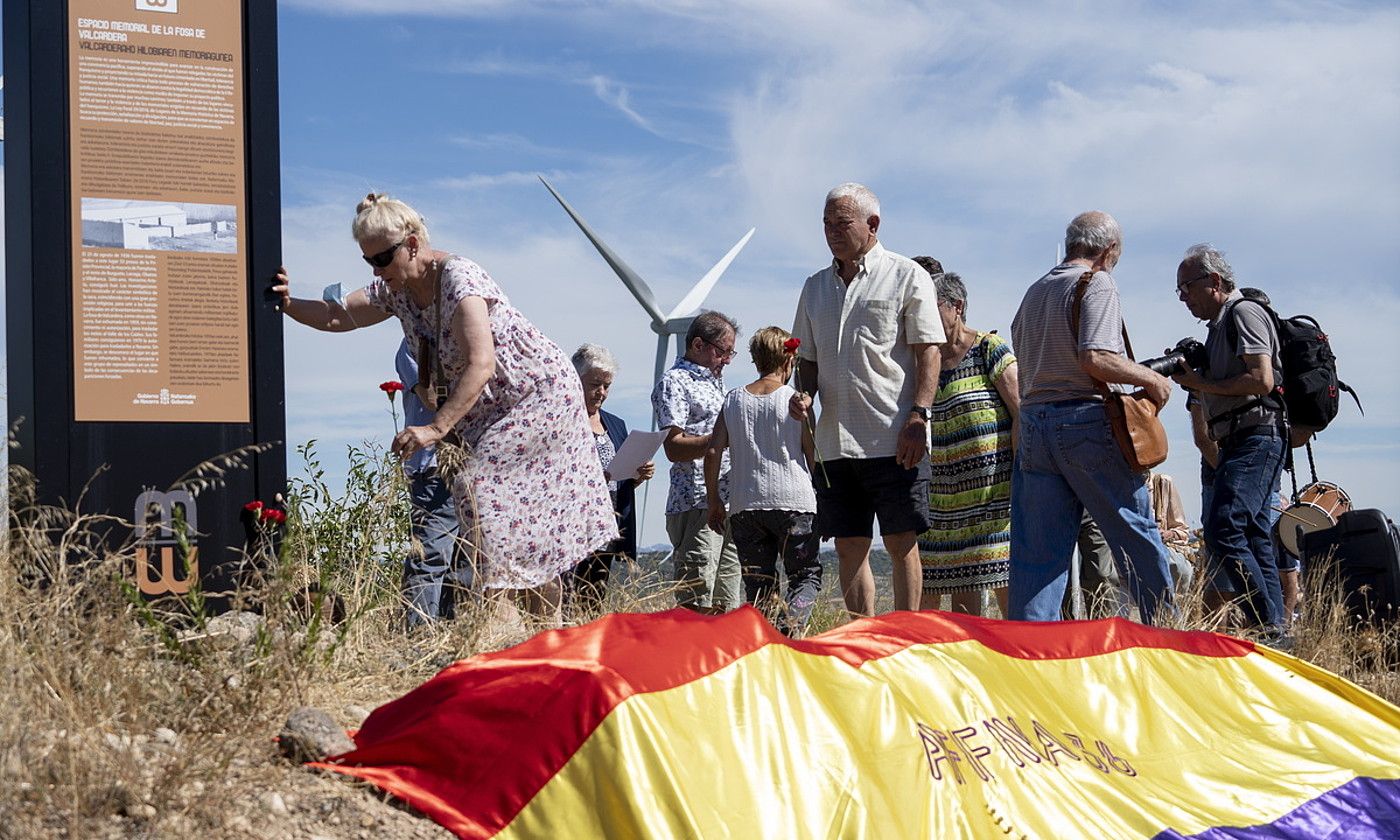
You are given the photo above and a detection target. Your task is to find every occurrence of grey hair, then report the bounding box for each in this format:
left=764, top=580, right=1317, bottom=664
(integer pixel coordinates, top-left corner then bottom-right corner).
left=1182, top=243, right=1237, bottom=292
left=1064, top=211, right=1121, bottom=259
left=935, top=272, right=968, bottom=318
left=685, top=310, right=739, bottom=349
left=825, top=182, right=881, bottom=219
left=571, top=343, right=618, bottom=377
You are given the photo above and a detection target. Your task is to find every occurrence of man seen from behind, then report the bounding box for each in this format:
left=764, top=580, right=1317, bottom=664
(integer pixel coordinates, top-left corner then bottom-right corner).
left=1007, top=211, right=1176, bottom=624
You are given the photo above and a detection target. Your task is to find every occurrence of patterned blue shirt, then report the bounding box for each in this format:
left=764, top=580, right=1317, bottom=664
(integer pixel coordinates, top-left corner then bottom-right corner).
left=651, top=356, right=729, bottom=514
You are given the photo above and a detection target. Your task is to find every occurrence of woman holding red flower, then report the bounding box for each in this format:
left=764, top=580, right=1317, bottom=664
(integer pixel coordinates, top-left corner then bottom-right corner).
left=702, top=326, right=822, bottom=636
left=272, top=193, right=618, bottom=624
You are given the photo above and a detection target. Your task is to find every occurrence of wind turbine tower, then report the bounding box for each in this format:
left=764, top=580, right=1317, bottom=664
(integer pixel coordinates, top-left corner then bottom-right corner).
left=539, top=177, right=755, bottom=412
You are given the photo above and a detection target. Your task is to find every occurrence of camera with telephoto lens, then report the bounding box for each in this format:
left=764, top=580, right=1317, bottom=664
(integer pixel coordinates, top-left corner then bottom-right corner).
left=1141, top=337, right=1208, bottom=376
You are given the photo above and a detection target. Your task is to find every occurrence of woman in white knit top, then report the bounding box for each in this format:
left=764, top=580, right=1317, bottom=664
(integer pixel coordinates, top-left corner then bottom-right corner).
left=704, top=327, right=823, bottom=635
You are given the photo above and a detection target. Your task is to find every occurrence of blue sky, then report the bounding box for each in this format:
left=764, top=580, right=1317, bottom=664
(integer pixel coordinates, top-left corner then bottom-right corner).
left=5, top=1, right=1400, bottom=550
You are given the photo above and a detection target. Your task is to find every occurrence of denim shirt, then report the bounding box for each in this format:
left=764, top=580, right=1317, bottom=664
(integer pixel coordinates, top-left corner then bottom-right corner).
left=395, top=339, right=438, bottom=478
left=651, top=356, right=729, bottom=514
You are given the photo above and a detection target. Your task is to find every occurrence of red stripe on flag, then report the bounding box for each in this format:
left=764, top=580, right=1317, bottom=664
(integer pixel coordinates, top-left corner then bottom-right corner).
left=315, top=608, right=1252, bottom=837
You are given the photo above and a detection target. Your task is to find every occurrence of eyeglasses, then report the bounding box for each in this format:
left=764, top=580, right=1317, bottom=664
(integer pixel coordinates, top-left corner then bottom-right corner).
left=363, top=240, right=404, bottom=269
left=1176, top=274, right=1211, bottom=295
left=703, top=337, right=736, bottom=360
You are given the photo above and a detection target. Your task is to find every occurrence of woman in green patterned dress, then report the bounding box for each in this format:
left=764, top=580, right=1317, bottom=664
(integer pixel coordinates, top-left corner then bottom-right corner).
left=913, top=261, right=1020, bottom=617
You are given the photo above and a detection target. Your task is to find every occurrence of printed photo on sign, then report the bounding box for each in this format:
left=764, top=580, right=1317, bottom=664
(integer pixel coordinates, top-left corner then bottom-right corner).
left=81, top=197, right=237, bottom=253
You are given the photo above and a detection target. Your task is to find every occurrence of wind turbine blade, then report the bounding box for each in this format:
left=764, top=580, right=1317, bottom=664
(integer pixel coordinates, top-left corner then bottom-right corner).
left=663, top=228, right=755, bottom=322
left=539, top=176, right=667, bottom=326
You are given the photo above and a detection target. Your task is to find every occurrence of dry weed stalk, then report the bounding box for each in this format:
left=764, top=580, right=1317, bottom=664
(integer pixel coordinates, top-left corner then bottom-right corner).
left=2, top=441, right=1395, bottom=838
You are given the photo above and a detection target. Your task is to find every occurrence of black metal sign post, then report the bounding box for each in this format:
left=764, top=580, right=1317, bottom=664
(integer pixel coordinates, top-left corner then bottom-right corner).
left=5, top=0, right=285, bottom=605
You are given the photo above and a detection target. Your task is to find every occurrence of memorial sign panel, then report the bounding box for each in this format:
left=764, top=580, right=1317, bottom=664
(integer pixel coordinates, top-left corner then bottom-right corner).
left=6, top=0, right=284, bottom=605
left=68, top=0, right=249, bottom=422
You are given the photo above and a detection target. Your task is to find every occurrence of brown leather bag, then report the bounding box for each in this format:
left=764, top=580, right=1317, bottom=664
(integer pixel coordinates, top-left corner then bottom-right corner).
left=1071, top=273, right=1168, bottom=472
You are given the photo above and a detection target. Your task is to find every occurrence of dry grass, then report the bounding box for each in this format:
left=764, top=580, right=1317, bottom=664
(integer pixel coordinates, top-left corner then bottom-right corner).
left=1, top=446, right=1396, bottom=838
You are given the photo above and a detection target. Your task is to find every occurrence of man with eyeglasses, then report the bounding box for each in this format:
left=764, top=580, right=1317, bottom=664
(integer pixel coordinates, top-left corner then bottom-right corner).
left=652, top=310, right=743, bottom=614
left=1007, top=211, right=1176, bottom=625
left=1171, top=245, right=1287, bottom=638
left=789, top=182, right=945, bottom=617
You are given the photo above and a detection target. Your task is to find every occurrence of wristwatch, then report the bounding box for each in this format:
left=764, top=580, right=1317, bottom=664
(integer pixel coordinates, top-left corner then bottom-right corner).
left=910, top=405, right=932, bottom=421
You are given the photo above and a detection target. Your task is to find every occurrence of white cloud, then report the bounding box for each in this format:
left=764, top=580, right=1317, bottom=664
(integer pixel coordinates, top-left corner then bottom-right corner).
left=451, top=132, right=571, bottom=157
left=431, top=170, right=565, bottom=191
left=268, top=1, right=1400, bottom=544
left=439, top=54, right=583, bottom=81
left=587, top=75, right=655, bottom=135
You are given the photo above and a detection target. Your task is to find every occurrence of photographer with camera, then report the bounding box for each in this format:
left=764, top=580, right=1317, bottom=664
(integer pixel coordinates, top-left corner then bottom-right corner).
left=1169, top=245, right=1287, bottom=638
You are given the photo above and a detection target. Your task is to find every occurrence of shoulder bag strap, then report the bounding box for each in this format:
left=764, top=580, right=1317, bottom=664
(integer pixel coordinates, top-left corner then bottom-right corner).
left=431, top=260, right=452, bottom=406
left=1070, top=271, right=1134, bottom=397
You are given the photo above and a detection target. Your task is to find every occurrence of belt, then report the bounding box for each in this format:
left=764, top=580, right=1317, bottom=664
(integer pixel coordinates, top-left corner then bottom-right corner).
left=1218, top=423, right=1281, bottom=450
left=1038, top=398, right=1102, bottom=408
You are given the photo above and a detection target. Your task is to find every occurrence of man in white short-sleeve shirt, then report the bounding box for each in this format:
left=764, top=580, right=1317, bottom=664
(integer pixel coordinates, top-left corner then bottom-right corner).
left=790, top=182, right=944, bottom=616
left=1007, top=211, right=1176, bottom=625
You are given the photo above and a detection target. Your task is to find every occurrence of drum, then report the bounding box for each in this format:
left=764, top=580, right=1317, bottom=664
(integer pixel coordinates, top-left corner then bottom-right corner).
left=1276, top=481, right=1353, bottom=557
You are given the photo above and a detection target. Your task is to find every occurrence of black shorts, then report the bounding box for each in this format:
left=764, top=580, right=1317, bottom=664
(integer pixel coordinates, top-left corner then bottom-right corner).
left=814, top=457, right=930, bottom=539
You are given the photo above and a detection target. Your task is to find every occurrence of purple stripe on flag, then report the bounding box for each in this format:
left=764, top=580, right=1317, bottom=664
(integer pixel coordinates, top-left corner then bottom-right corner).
left=1154, top=777, right=1400, bottom=840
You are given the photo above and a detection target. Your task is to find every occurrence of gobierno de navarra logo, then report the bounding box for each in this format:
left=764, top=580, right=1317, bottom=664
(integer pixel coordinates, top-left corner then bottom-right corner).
left=132, top=388, right=197, bottom=406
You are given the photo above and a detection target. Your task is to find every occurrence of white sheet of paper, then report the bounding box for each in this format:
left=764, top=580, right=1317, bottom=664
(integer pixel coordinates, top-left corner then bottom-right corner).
left=607, top=429, right=668, bottom=482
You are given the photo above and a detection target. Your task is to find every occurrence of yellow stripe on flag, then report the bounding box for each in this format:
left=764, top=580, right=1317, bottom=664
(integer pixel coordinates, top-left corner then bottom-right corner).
left=498, top=640, right=1400, bottom=839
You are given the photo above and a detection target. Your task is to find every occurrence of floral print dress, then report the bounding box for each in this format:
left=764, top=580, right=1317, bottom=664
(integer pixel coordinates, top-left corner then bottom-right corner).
left=368, top=256, right=619, bottom=589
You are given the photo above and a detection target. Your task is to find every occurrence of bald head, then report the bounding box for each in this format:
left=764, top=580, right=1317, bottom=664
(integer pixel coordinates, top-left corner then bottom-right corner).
left=1064, top=211, right=1122, bottom=261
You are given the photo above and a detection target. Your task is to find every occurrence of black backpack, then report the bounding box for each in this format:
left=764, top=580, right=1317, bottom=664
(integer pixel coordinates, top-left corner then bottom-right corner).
left=1222, top=299, right=1362, bottom=436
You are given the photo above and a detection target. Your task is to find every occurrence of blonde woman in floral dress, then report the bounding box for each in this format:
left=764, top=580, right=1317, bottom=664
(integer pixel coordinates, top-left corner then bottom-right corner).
left=913, top=261, right=1020, bottom=617
left=273, top=194, right=618, bottom=624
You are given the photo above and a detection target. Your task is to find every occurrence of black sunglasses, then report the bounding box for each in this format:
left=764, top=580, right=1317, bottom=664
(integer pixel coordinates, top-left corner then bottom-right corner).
left=1176, top=273, right=1212, bottom=294
left=363, top=240, right=404, bottom=269
left=703, top=337, right=736, bottom=360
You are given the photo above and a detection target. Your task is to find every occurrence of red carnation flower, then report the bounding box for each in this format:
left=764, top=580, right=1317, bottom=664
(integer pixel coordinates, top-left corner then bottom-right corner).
left=783, top=337, right=801, bottom=353
left=243, top=500, right=264, bottom=512
left=260, top=508, right=286, bottom=525
left=379, top=380, right=405, bottom=398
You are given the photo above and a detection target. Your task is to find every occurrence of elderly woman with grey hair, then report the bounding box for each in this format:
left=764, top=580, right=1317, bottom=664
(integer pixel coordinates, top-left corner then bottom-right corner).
left=571, top=343, right=655, bottom=612
left=912, top=260, right=1020, bottom=617
left=272, top=193, right=618, bottom=626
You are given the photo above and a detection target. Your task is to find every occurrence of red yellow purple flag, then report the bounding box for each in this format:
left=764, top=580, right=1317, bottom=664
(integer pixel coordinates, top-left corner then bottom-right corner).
left=314, top=607, right=1400, bottom=838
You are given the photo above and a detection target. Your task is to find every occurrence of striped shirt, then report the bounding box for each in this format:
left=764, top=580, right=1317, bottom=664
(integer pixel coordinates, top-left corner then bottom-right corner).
left=791, top=242, right=945, bottom=459
left=1011, top=262, right=1125, bottom=406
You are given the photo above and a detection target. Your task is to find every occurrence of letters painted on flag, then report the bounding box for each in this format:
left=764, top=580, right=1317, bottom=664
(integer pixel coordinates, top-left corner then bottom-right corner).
left=314, top=608, right=1400, bottom=839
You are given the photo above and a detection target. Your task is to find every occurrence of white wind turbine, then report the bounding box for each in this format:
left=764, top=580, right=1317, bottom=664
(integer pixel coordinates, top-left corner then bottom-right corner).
left=539, top=176, right=755, bottom=420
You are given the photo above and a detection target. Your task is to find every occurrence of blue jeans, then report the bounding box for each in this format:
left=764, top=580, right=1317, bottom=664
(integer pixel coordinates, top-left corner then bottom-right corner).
left=1203, top=425, right=1286, bottom=628
left=1008, top=401, right=1175, bottom=624
left=404, top=471, right=468, bottom=629
left=1203, top=460, right=1293, bottom=573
